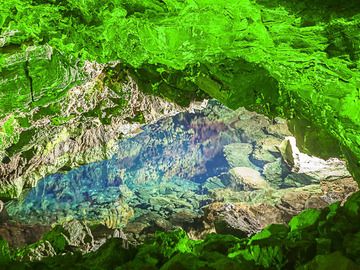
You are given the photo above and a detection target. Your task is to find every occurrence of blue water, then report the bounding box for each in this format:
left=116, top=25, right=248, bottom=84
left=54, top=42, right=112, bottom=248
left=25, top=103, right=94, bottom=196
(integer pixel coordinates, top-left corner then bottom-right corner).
left=6, top=101, right=255, bottom=225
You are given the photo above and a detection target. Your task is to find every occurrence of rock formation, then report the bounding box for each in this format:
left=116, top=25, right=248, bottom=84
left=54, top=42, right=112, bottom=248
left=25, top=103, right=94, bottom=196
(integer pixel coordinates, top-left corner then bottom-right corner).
left=1, top=0, right=360, bottom=268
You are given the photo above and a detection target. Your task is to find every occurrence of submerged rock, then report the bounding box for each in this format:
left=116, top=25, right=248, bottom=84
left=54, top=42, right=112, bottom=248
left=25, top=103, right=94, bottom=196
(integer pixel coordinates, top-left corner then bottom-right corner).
left=1, top=99, right=355, bottom=248
left=229, top=167, right=270, bottom=191
left=223, top=143, right=254, bottom=168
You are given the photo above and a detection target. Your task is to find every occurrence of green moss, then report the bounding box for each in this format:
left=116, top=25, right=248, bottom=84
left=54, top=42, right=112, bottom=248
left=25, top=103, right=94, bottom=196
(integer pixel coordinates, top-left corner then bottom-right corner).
left=289, top=209, right=321, bottom=232
left=50, top=115, right=75, bottom=126
left=0, top=238, right=11, bottom=265
left=0, top=115, right=20, bottom=150
left=1, top=1, right=360, bottom=267
left=2, top=0, right=359, bottom=181
left=42, top=225, right=69, bottom=253
left=5, top=128, right=36, bottom=157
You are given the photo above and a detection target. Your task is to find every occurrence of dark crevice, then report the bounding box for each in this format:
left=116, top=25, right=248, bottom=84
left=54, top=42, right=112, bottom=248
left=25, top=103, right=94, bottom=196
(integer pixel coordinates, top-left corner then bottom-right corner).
left=24, top=60, right=34, bottom=102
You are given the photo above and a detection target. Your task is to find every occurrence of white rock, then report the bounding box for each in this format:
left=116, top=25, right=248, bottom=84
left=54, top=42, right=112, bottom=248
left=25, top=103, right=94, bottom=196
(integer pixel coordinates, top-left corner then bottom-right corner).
left=279, top=136, right=350, bottom=181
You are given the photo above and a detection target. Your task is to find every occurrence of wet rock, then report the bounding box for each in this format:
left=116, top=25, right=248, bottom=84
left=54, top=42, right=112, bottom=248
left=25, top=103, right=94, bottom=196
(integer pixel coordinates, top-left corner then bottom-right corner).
left=204, top=202, right=283, bottom=237
left=229, top=167, right=270, bottom=190
left=89, top=224, right=119, bottom=251
left=124, top=222, right=150, bottom=235
left=320, top=177, right=359, bottom=204
left=304, top=196, right=328, bottom=209
left=99, top=200, right=134, bottom=229
left=61, top=220, right=94, bottom=251
left=205, top=177, right=358, bottom=234
left=202, top=176, right=226, bottom=190
left=169, top=210, right=202, bottom=231
left=283, top=173, right=317, bottom=187
left=0, top=63, right=197, bottom=199
left=20, top=240, right=57, bottom=262
left=251, top=137, right=282, bottom=166
left=278, top=190, right=314, bottom=216
left=278, top=136, right=300, bottom=169
left=230, top=108, right=271, bottom=143
left=265, top=118, right=292, bottom=138
left=223, top=143, right=254, bottom=168
left=2, top=100, right=356, bottom=249
left=279, top=136, right=351, bottom=185
left=263, top=158, right=288, bottom=187
left=0, top=200, right=8, bottom=224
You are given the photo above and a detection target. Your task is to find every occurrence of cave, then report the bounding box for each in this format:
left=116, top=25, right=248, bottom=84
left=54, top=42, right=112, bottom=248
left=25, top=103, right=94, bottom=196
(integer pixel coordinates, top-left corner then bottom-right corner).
left=0, top=0, right=360, bottom=269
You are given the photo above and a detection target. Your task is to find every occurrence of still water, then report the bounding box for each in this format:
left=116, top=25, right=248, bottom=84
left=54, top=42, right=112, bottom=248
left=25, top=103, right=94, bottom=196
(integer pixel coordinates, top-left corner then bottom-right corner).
left=6, top=100, right=292, bottom=226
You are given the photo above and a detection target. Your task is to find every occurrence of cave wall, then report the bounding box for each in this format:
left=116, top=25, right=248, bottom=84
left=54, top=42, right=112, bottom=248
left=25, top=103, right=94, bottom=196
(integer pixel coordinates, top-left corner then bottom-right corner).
left=1, top=0, right=360, bottom=180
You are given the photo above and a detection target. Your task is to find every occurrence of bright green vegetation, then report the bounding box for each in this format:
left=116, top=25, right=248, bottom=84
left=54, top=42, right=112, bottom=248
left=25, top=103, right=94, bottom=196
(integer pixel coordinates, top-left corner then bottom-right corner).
left=1, top=0, right=360, bottom=179
left=1, top=191, right=360, bottom=269
left=0, top=116, right=20, bottom=150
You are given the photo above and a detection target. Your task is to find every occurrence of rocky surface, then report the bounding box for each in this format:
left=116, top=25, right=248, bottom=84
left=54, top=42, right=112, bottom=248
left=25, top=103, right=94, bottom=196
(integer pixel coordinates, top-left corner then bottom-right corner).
left=1, top=100, right=356, bottom=249
left=0, top=62, right=206, bottom=199
left=1, top=190, right=360, bottom=269
left=1, top=1, right=360, bottom=268
left=204, top=177, right=358, bottom=237
left=2, top=0, right=360, bottom=181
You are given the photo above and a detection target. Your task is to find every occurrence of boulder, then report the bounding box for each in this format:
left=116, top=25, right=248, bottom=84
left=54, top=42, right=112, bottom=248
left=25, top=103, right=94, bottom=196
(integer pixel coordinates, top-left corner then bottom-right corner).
left=278, top=136, right=300, bottom=170
left=223, top=143, right=254, bottom=168
left=61, top=220, right=94, bottom=251
left=263, top=158, right=288, bottom=187
left=229, top=167, right=270, bottom=190
left=20, top=240, right=57, bottom=262
left=251, top=137, right=283, bottom=166
left=204, top=202, right=283, bottom=237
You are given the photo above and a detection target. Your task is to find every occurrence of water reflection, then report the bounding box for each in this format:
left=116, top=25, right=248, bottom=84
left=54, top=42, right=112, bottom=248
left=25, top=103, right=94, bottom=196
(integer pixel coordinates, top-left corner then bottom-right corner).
left=7, top=101, right=248, bottom=224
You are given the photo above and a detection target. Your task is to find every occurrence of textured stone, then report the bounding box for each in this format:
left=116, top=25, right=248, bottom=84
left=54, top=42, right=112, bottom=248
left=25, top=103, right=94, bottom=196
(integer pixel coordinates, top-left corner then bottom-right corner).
left=229, top=167, right=270, bottom=191
left=204, top=202, right=283, bottom=237
left=279, top=136, right=351, bottom=185
left=0, top=63, right=198, bottom=199
left=1, top=0, right=360, bottom=182
left=20, top=240, right=57, bottom=262
left=61, top=220, right=94, bottom=251
left=224, top=143, right=254, bottom=168
left=0, top=223, right=50, bottom=248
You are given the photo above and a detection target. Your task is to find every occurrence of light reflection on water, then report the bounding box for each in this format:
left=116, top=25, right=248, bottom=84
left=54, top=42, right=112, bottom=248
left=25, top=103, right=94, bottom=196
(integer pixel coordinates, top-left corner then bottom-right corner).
left=7, top=100, right=251, bottom=225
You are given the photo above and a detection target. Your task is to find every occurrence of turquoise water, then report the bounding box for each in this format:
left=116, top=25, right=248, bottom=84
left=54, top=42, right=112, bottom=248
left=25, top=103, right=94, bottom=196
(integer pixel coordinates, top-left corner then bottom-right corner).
left=7, top=101, right=251, bottom=225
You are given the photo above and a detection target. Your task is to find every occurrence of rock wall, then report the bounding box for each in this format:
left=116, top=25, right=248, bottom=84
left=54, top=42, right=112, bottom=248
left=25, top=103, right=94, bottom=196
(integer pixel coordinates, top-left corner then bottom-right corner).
left=1, top=0, right=359, bottom=180
left=0, top=62, right=205, bottom=199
